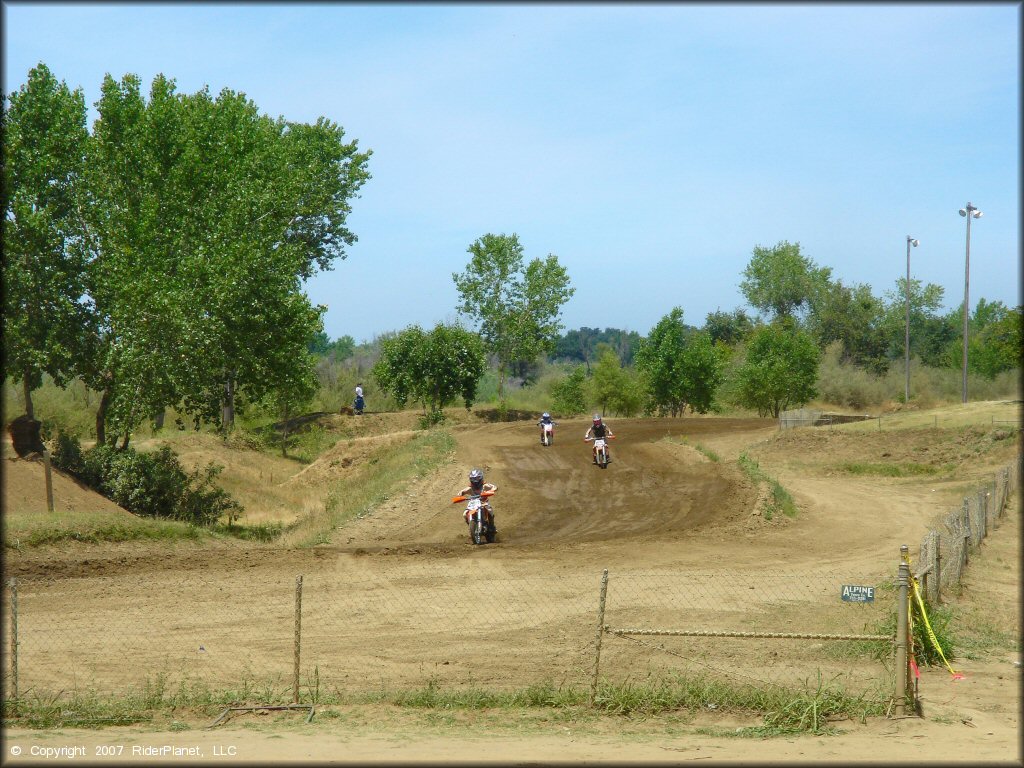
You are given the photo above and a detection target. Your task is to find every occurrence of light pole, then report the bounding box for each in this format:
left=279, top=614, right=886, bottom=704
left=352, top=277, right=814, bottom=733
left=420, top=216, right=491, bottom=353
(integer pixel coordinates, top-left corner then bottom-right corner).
left=958, top=202, right=982, bottom=403
left=904, top=236, right=919, bottom=404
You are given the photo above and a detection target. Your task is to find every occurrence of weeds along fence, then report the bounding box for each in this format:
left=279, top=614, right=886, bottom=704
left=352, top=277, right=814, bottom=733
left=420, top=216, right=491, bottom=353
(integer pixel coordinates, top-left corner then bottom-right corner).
left=3, top=560, right=903, bottom=710
left=914, top=455, right=1022, bottom=604
left=779, top=408, right=1021, bottom=431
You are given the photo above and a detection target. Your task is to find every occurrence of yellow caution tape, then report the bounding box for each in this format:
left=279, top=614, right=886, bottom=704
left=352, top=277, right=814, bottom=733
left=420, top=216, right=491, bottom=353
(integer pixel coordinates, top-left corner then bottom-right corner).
left=909, top=574, right=963, bottom=680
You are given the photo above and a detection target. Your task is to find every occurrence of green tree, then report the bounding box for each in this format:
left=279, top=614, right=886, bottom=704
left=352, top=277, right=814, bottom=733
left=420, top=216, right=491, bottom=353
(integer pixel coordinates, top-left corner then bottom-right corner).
left=808, top=280, right=888, bottom=374
left=76, top=71, right=371, bottom=444
left=944, top=300, right=1022, bottom=379
left=2, top=63, right=92, bottom=419
left=371, top=323, right=486, bottom=420
left=634, top=307, right=725, bottom=416
left=881, top=279, right=953, bottom=368
left=734, top=321, right=820, bottom=417
left=740, top=241, right=832, bottom=321
left=550, top=365, right=587, bottom=416
left=453, top=233, right=574, bottom=408
left=704, top=308, right=758, bottom=347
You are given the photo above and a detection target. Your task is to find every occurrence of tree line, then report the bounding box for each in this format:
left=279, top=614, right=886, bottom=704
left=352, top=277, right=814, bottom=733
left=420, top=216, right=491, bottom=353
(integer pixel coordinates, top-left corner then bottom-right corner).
left=7, top=64, right=1019, bottom=441
left=353, top=239, right=1020, bottom=420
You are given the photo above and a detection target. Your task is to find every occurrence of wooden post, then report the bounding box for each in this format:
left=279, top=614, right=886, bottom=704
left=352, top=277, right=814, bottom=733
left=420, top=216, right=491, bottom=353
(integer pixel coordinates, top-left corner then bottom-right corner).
left=589, top=569, right=609, bottom=707
left=42, top=449, right=54, bottom=513
left=961, top=501, right=971, bottom=565
left=932, top=531, right=941, bottom=605
left=9, top=579, right=18, bottom=701
left=895, top=552, right=910, bottom=716
left=293, top=575, right=303, bottom=704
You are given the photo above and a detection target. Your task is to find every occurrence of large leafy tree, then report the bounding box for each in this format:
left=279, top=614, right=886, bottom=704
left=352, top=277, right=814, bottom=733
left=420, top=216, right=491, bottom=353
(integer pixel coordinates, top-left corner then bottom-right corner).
left=734, top=320, right=820, bottom=418
left=2, top=63, right=92, bottom=418
left=76, top=72, right=370, bottom=444
left=807, top=280, right=888, bottom=374
left=453, top=233, right=574, bottom=407
left=740, top=241, right=832, bottom=322
left=634, top=307, right=725, bottom=416
left=371, top=323, right=486, bottom=419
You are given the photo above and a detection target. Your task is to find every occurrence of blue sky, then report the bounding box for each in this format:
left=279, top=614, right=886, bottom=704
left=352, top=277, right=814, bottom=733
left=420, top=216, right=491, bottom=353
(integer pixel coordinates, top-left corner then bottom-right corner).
left=4, top=2, right=1020, bottom=344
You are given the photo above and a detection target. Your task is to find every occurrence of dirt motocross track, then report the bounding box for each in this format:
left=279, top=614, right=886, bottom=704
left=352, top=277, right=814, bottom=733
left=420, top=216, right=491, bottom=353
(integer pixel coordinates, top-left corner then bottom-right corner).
left=3, top=409, right=1021, bottom=765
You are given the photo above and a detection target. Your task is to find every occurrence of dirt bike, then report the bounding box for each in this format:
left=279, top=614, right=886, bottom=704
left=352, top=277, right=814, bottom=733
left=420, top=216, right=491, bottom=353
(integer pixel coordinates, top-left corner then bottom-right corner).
left=585, top=434, right=615, bottom=468
left=540, top=421, right=556, bottom=446
left=451, top=490, right=496, bottom=545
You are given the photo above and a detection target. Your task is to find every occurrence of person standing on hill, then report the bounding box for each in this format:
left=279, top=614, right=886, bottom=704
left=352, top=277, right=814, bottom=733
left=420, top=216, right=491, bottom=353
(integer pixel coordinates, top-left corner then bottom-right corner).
left=354, top=383, right=365, bottom=415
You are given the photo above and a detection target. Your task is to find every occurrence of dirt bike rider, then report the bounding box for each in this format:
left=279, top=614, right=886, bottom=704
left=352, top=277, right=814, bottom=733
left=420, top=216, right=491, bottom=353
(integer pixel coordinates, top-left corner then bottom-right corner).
left=537, top=412, right=556, bottom=443
left=458, top=468, right=497, bottom=528
left=584, top=414, right=614, bottom=464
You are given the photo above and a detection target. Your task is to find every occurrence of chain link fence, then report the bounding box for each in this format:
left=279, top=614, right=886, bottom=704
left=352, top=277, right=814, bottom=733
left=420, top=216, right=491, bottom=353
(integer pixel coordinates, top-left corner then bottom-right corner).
left=914, top=456, right=1021, bottom=603
left=3, top=558, right=901, bottom=707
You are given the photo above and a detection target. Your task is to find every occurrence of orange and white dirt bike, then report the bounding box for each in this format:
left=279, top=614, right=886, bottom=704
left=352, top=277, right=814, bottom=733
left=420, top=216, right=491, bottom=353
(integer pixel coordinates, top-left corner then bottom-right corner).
left=451, top=490, right=496, bottom=545
left=584, top=434, right=615, bottom=468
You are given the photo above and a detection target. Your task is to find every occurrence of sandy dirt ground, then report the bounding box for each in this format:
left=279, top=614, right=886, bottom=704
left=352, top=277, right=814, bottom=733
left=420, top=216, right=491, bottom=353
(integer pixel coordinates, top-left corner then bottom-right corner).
left=2, top=410, right=1020, bottom=765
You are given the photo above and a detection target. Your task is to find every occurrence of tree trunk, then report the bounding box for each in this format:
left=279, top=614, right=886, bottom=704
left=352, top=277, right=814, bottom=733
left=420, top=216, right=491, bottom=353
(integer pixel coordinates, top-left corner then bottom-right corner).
left=120, top=432, right=131, bottom=450
left=22, top=375, right=35, bottom=420
left=96, top=387, right=113, bottom=447
left=222, top=372, right=235, bottom=433
left=153, top=410, right=165, bottom=430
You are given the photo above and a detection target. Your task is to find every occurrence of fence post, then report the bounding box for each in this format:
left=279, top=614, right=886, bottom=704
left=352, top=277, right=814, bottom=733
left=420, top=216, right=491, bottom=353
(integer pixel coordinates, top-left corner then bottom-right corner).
left=42, top=449, right=54, bottom=513
left=961, top=501, right=971, bottom=566
left=932, top=531, right=941, bottom=605
left=293, top=575, right=302, bottom=704
left=589, top=569, right=609, bottom=707
left=8, top=579, right=18, bottom=702
left=895, top=551, right=910, bottom=716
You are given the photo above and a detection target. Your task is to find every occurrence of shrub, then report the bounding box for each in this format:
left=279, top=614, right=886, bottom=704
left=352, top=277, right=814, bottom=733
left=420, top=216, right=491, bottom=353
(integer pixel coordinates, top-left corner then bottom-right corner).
left=50, top=439, right=241, bottom=526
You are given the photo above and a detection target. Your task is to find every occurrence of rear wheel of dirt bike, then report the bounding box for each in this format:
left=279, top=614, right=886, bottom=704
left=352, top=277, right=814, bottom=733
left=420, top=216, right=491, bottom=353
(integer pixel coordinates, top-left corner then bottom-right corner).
left=470, top=518, right=483, bottom=545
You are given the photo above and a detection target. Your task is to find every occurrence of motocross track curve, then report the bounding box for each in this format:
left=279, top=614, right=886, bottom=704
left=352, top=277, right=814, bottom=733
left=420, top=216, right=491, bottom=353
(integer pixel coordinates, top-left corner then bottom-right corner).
left=362, top=416, right=775, bottom=553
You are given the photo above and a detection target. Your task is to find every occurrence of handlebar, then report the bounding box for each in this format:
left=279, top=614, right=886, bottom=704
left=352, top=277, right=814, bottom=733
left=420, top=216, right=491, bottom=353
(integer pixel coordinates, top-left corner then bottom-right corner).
left=452, top=490, right=495, bottom=503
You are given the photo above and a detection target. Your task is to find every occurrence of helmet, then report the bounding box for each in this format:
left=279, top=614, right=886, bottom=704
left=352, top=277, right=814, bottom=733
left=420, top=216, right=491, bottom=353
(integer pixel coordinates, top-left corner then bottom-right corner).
left=469, top=468, right=484, bottom=489
left=593, top=414, right=602, bottom=426
left=542, top=412, right=550, bottom=420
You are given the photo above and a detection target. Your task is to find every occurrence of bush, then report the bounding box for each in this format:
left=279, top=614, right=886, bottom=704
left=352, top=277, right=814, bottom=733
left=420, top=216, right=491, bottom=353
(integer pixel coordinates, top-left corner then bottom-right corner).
left=50, top=439, right=241, bottom=526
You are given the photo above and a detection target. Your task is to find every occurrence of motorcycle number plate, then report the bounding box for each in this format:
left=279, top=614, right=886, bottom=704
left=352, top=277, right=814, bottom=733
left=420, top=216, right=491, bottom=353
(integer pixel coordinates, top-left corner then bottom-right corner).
left=594, top=439, right=606, bottom=449
left=467, top=499, right=481, bottom=510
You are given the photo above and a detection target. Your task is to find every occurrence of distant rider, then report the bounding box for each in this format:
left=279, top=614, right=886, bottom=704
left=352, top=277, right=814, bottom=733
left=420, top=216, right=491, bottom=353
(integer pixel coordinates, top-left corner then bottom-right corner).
left=458, top=468, right=497, bottom=528
left=584, top=414, right=614, bottom=464
left=537, top=412, right=556, bottom=443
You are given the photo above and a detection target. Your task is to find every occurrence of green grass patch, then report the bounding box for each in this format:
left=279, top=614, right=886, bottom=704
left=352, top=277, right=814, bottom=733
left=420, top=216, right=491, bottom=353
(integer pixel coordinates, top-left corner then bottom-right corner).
left=738, top=453, right=797, bottom=520
left=835, top=462, right=945, bottom=477
left=2, top=510, right=208, bottom=549
left=3, top=672, right=886, bottom=736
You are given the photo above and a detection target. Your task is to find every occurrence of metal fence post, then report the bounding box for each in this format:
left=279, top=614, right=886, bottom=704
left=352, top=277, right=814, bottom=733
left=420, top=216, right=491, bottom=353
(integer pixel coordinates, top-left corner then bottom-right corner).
left=42, top=449, right=54, bottom=513
left=895, top=551, right=910, bottom=716
left=293, top=575, right=303, bottom=704
left=590, top=569, right=609, bottom=707
left=8, top=579, right=18, bottom=702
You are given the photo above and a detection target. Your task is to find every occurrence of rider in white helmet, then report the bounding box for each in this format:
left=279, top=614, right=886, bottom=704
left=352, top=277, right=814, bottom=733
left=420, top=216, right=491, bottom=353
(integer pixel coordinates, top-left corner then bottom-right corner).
left=584, top=414, right=614, bottom=464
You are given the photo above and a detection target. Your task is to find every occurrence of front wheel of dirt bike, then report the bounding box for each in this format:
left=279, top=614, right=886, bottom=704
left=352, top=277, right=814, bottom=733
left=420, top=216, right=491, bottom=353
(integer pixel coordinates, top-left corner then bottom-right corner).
left=470, top=518, right=483, bottom=545
left=598, top=449, right=608, bottom=469
left=485, top=519, right=496, bottom=543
